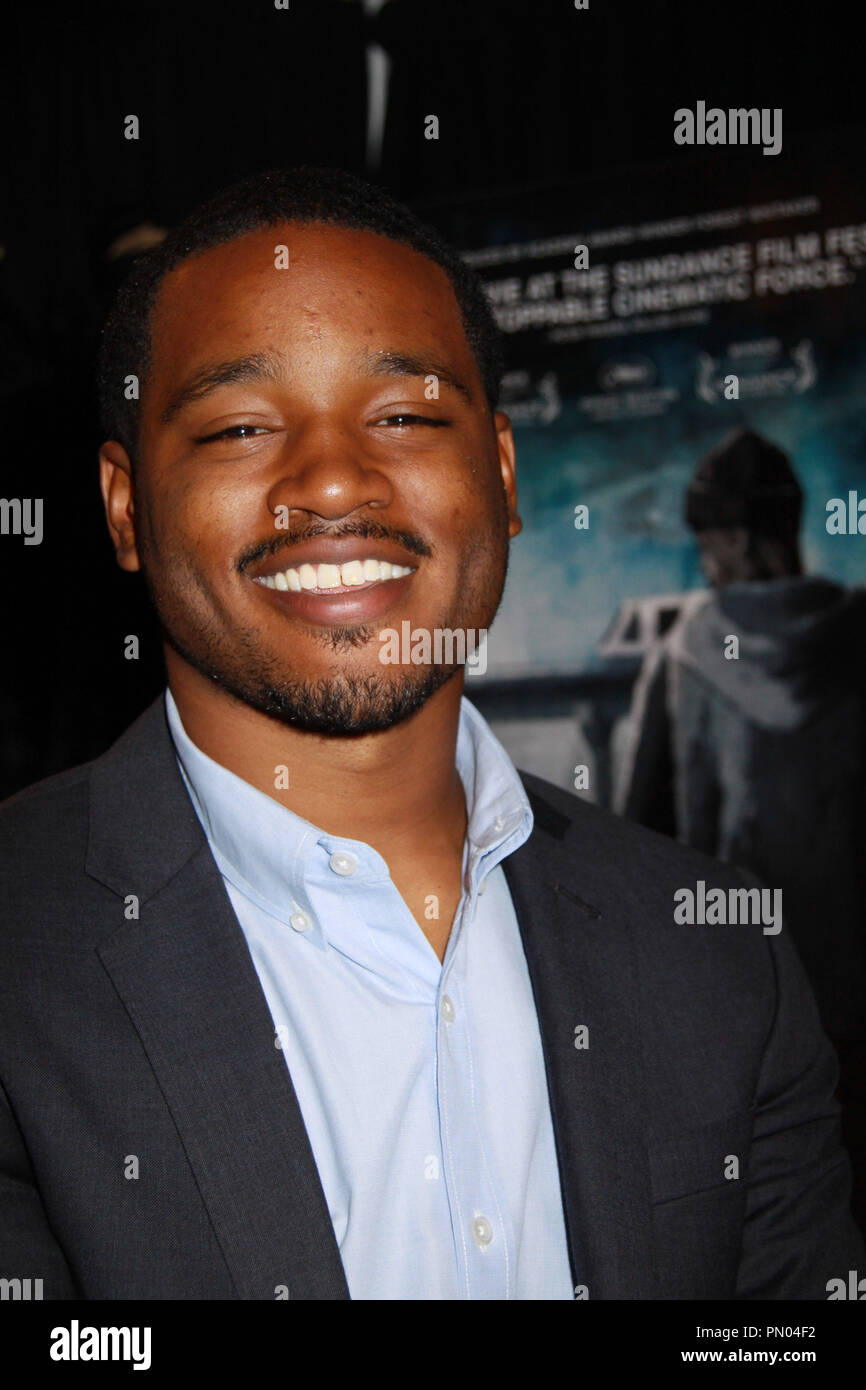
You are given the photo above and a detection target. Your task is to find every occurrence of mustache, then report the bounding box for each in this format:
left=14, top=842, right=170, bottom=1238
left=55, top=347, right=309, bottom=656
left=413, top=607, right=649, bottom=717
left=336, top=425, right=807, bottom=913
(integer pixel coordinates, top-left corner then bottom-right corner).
left=238, top=519, right=433, bottom=573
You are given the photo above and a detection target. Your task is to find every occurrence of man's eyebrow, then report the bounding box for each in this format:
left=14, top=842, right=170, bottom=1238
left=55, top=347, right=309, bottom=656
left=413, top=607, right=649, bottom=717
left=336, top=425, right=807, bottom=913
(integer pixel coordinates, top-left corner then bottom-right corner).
left=160, top=352, right=285, bottom=424
left=360, top=349, right=474, bottom=403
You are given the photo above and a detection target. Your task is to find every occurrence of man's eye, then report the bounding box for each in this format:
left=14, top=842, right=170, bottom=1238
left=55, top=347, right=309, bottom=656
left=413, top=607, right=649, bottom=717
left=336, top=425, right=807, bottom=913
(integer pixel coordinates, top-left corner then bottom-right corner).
left=373, top=414, right=450, bottom=428
left=196, top=425, right=269, bottom=443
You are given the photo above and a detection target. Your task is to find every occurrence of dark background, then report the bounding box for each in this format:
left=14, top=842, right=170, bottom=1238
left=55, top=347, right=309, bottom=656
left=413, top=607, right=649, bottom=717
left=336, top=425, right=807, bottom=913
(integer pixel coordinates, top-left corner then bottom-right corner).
left=1, top=0, right=863, bottom=795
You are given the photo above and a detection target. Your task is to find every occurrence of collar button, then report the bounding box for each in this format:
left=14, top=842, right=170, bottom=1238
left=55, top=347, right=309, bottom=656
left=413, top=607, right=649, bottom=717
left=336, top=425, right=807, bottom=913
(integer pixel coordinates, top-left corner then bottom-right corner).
left=329, top=851, right=358, bottom=877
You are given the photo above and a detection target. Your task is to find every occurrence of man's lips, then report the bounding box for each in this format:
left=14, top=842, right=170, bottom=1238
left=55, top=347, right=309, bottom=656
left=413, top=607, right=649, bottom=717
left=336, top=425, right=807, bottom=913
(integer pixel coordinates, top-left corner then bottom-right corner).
left=251, top=567, right=414, bottom=625
left=245, top=537, right=421, bottom=626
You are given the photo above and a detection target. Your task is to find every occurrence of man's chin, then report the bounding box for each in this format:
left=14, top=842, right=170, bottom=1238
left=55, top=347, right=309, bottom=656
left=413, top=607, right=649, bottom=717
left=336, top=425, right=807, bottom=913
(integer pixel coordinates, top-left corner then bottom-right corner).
left=231, top=663, right=461, bottom=737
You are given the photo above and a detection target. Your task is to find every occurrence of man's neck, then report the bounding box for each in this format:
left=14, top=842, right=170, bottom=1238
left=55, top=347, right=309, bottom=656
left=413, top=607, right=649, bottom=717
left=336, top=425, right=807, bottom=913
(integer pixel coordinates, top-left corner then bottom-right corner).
left=165, top=660, right=468, bottom=868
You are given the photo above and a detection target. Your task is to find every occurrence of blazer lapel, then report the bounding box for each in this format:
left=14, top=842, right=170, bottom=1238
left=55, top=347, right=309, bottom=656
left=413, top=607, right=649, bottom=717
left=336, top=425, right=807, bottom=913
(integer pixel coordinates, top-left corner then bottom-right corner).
left=88, top=696, right=350, bottom=1300
left=504, top=786, right=657, bottom=1299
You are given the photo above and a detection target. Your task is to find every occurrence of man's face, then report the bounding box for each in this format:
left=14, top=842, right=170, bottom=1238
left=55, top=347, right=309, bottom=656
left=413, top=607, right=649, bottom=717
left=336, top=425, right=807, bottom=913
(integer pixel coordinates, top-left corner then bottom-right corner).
left=101, top=222, right=520, bottom=734
left=695, top=527, right=751, bottom=588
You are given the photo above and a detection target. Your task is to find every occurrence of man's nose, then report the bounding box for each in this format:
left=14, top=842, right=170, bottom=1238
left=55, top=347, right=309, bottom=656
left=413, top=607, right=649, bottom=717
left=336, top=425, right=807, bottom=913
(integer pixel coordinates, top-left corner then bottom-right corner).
left=265, top=415, right=394, bottom=523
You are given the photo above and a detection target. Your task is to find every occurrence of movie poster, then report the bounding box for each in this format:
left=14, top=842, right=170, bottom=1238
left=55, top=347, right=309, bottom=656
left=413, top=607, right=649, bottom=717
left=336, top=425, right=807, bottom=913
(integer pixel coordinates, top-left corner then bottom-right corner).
left=433, top=142, right=866, bottom=691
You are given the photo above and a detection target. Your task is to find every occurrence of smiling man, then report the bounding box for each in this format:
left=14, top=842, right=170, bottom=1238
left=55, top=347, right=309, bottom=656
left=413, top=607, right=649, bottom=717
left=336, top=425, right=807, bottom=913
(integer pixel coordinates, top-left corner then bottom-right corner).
left=0, top=168, right=863, bottom=1301
left=100, top=185, right=516, bottom=959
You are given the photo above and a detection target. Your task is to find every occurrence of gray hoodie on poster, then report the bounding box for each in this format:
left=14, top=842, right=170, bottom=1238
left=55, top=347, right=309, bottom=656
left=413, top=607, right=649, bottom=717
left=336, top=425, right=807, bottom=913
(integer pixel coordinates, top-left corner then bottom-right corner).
left=616, top=576, right=866, bottom=1039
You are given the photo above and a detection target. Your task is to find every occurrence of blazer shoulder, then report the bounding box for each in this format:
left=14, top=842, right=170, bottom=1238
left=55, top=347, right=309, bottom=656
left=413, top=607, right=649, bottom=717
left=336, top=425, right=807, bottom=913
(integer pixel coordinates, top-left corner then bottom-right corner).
left=0, top=695, right=167, bottom=855
left=0, top=758, right=94, bottom=893
left=516, top=770, right=782, bottom=1021
left=518, top=767, right=761, bottom=889
left=0, top=757, right=93, bottom=834
left=520, top=767, right=679, bottom=848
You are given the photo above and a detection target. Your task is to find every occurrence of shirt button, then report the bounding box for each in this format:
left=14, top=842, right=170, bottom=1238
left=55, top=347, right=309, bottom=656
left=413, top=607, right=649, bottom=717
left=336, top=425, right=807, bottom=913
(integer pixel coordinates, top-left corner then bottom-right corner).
left=472, top=1216, right=494, bottom=1249
left=493, top=815, right=505, bottom=833
left=441, top=995, right=456, bottom=1024
left=289, top=910, right=313, bottom=933
left=329, top=851, right=358, bottom=877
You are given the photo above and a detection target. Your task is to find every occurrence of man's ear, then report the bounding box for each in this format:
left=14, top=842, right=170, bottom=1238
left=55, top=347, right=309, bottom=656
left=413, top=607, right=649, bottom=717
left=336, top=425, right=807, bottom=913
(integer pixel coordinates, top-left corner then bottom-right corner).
left=494, top=411, right=522, bottom=538
left=99, top=441, right=142, bottom=573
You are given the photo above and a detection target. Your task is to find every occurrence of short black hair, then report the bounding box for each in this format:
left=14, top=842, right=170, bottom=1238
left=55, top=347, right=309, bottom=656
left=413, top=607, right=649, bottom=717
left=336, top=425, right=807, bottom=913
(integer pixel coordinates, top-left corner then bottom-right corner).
left=97, top=166, right=504, bottom=460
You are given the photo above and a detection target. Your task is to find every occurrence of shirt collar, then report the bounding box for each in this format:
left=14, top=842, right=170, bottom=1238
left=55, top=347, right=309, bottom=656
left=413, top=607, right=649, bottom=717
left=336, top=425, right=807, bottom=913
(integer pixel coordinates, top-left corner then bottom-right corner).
left=164, top=686, right=532, bottom=932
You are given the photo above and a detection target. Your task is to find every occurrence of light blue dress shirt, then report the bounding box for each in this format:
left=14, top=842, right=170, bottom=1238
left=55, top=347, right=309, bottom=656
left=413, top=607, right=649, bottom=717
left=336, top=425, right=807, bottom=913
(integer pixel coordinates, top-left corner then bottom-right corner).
left=164, top=687, right=574, bottom=1300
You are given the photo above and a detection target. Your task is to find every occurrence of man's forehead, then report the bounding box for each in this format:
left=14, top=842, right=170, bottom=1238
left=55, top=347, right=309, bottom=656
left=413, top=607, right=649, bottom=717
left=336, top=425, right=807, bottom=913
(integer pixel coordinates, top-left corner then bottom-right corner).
left=149, top=222, right=474, bottom=383
left=158, top=221, right=454, bottom=313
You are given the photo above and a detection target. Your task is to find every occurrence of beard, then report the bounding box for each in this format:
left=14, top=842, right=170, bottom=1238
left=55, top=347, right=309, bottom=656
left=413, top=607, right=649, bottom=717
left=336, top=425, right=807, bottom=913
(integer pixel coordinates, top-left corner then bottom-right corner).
left=136, top=510, right=509, bottom=737
left=159, top=615, right=464, bottom=736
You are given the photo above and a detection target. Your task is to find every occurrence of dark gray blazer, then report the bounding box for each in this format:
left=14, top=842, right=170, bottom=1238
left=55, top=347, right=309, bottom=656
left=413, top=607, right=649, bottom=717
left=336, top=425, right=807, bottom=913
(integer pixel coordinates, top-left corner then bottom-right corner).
left=0, top=693, right=863, bottom=1299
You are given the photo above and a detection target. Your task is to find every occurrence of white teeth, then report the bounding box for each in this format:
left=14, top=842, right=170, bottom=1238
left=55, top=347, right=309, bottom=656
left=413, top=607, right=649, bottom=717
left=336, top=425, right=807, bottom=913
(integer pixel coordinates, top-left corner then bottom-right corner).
left=317, top=564, right=341, bottom=589
left=256, top=558, right=415, bottom=591
left=340, top=560, right=365, bottom=586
